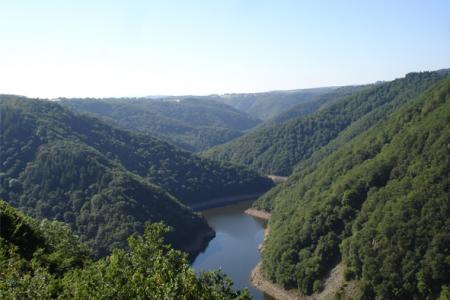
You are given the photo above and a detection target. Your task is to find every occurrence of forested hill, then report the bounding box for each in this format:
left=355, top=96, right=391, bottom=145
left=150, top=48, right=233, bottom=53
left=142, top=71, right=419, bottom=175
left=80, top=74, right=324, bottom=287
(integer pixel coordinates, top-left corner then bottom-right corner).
left=203, top=71, right=445, bottom=176
left=61, top=97, right=261, bottom=152
left=0, top=200, right=249, bottom=299
left=267, top=85, right=370, bottom=125
left=0, top=96, right=272, bottom=255
left=258, top=75, right=450, bottom=299
left=214, top=87, right=337, bottom=120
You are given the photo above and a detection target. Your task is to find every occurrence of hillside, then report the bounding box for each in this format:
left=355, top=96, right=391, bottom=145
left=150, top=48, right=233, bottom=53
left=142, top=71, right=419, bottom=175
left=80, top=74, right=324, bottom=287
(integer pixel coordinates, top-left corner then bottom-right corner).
left=203, top=71, right=445, bottom=176
left=61, top=97, right=261, bottom=151
left=0, top=96, right=272, bottom=255
left=214, top=87, right=337, bottom=120
left=257, top=75, right=450, bottom=298
left=0, top=200, right=250, bottom=299
left=268, top=85, right=369, bottom=125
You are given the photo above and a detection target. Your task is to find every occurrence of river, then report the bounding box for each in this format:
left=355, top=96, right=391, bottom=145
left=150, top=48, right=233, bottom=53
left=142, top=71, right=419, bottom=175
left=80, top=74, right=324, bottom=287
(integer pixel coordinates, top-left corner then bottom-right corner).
left=192, top=200, right=272, bottom=300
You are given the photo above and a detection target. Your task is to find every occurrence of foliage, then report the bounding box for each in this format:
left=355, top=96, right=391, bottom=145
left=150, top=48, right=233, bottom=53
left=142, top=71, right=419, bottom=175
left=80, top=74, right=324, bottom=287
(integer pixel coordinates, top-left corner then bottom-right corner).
left=259, top=75, right=450, bottom=298
left=268, top=85, right=369, bottom=124
left=61, top=223, right=250, bottom=300
left=0, top=96, right=272, bottom=204
left=0, top=200, right=91, bottom=273
left=204, top=72, right=445, bottom=176
left=0, top=200, right=250, bottom=299
left=61, top=97, right=260, bottom=151
left=0, top=96, right=272, bottom=255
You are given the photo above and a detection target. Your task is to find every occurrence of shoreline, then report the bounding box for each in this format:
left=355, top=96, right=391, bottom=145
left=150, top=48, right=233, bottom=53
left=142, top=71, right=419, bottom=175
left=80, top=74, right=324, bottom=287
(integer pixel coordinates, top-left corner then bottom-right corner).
left=247, top=208, right=345, bottom=300
left=266, top=175, right=288, bottom=184
left=187, top=194, right=264, bottom=262
left=190, top=193, right=264, bottom=211
left=185, top=228, right=215, bottom=263
left=189, top=173, right=282, bottom=212
left=251, top=262, right=309, bottom=300
left=244, top=208, right=271, bottom=221
left=247, top=209, right=305, bottom=300
left=250, top=262, right=345, bottom=300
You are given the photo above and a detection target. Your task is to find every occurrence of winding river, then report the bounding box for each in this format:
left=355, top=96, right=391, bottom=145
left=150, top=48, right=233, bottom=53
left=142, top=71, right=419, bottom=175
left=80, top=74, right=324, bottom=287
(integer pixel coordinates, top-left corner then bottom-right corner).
left=192, top=200, right=272, bottom=300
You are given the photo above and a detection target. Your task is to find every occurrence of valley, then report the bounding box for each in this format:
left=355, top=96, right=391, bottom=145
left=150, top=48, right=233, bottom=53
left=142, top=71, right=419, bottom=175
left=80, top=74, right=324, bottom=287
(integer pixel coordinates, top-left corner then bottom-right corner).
left=1, top=70, right=449, bottom=299
left=2, top=2, right=450, bottom=299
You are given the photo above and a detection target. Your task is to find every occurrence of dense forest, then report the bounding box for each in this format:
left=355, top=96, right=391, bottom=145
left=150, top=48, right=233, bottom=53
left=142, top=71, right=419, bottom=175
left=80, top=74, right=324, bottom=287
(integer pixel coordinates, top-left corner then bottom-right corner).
left=0, top=96, right=272, bottom=255
left=255, top=74, right=450, bottom=299
left=267, top=85, right=369, bottom=125
left=61, top=97, right=261, bottom=151
left=203, top=71, right=446, bottom=176
left=0, top=200, right=249, bottom=299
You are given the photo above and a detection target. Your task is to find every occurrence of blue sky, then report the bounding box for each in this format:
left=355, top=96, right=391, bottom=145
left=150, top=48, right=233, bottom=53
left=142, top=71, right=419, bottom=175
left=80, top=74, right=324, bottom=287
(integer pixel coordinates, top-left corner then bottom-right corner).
left=1, top=0, right=449, bottom=98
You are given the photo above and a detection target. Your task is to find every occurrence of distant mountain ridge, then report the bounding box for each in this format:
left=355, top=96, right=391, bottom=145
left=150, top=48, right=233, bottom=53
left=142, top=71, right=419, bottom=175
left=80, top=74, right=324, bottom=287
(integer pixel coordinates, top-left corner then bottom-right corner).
left=267, top=85, right=370, bottom=125
left=61, top=97, right=261, bottom=152
left=213, top=87, right=338, bottom=120
left=143, top=87, right=338, bottom=121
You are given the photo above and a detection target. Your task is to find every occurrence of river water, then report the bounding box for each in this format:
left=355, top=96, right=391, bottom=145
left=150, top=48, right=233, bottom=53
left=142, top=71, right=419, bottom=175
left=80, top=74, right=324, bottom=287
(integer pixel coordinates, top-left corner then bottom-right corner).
left=192, top=200, right=271, bottom=299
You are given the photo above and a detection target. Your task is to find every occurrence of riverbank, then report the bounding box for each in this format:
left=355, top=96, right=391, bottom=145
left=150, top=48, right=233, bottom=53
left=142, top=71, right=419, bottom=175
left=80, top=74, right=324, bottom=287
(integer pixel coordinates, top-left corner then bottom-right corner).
left=244, top=208, right=271, bottom=220
left=267, top=175, right=288, bottom=184
left=247, top=209, right=305, bottom=300
left=184, top=227, right=215, bottom=262
left=251, top=263, right=308, bottom=300
left=190, top=173, right=282, bottom=211
left=190, top=193, right=264, bottom=211
left=248, top=208, right=346, bottom=300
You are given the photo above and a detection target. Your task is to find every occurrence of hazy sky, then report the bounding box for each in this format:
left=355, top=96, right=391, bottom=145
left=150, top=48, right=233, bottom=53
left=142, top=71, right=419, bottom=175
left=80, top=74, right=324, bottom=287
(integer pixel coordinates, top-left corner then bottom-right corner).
left=1, top=0, right=449, bottom=98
